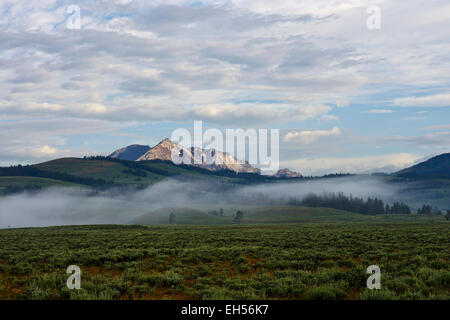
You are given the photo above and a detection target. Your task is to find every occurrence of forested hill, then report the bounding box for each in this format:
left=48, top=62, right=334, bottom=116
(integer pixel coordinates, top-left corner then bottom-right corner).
left=0, top=157, right=287, bottom=195
left=394, top=153, right=450, bottom=179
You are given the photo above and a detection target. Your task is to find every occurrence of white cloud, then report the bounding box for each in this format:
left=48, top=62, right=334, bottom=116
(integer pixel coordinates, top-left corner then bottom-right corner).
left=335, top=100, right=349, bottom=107
left=0, top=1, right=447, bottom=127
left=283, top=127, right=341, bottom=144
left=366, top=109, right=393, bottom=114
left=393, top=93, right=450, bottom=107
left=195, top=103, right=332, bottom=124
left=424, top=124, right=450, bottom=130
left=37, top=145, right=57, bottom=155
left=0, top=1, right=449, bottom=166
left=282, top=153, right=421, bottom=176
left=320, top=114, right=340, bottom=121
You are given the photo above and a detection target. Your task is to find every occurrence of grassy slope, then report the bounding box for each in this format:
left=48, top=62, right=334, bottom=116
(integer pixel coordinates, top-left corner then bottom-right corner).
left=243, top=206, right=380, bottom=223
left=0, top=176, right=86, bottom=194
left=34, top=158, right=166, bottom=185
left=134, top=207, right=231, bottom=225
left=395, top=153, right=450, bottom=179
left=134, top=205, right=442, bottom=225
left=139, top=161, right=248, bottom=184
left=32, top=158, right=249, bottom=186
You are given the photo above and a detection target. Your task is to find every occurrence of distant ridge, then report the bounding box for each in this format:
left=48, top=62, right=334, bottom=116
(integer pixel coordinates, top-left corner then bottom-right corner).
left=273, top=168, right=302, bottom=178
left=108, top=144, right=150, bottom=161
left=394, top=153, right=450, bottom=179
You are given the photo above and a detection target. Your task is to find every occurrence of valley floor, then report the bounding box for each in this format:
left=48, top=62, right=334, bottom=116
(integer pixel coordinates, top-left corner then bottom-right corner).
left=0, top=222, right=449, bottom=300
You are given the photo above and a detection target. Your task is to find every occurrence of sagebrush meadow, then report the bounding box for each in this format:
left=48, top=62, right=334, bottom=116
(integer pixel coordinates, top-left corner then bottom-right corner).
left=1, top=221, right=448, bottom=300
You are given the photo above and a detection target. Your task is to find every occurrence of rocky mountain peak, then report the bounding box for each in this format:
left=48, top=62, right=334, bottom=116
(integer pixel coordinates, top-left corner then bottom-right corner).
left=110, top=138, right=261, bottom=174
left=273, top=168, right=302, bottom=178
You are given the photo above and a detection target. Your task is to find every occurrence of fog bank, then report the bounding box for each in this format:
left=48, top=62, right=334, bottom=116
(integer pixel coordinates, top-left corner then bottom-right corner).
left=0, top=176, right=402, bottom=228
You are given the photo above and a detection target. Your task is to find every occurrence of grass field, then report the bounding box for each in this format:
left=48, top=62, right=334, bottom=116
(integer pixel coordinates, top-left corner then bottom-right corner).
left=35, top=158, right=167, bottom=185
left=0, top=176, right=86, bottom=195
left=134, top=205, right=446, bottom=225
left=0, top=221, right=448, bottom=300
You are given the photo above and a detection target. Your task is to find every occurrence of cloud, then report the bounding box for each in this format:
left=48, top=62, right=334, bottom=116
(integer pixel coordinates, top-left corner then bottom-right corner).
left=195, top=103, right=332, bottom=124
left=393, top=93, right=450, bottom=107
left=321, top=114, right=340, bottom=121
left=283, top=127, right=341, bottom=144
left=0, top=0, right=449, bottom=166
left=282, top=153, right=422, bottom=176
left=0, top=117, right=130, bottom=165
left=335, top=100, right=349, bottom=107
left=36, top=145, right=58, bottom=155
left=1, top=144, right=72, bottom=165
left=424, top=124, right=450, bottom=130
left=366, top=109, right=393, bottom=114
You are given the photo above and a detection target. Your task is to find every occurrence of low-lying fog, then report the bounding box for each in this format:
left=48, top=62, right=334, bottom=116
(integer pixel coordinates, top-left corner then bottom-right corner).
left=0, top=176, right=404, bottom=228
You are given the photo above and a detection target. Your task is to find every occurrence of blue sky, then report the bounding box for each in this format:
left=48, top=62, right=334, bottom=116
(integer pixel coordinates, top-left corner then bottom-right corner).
left=0, top=0, right=449, bottom=175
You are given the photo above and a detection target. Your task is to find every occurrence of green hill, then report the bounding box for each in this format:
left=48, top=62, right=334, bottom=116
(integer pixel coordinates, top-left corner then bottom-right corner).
left=134, top=207, right=231, bottom=225
left=243, top=206, right=381, bottom=223
left=34, top=157, right=166, bottom=185
left=0, top=176, right=86, bottom=195
left=0, top=156, right=282, bottom=194
left=133, top=205, right=387, bottom=225
left=395, top=153, right=450, bottom=179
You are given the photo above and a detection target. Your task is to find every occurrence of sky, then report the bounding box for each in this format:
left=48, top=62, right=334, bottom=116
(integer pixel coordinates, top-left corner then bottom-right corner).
left=0, top=0, right=449, bottom=175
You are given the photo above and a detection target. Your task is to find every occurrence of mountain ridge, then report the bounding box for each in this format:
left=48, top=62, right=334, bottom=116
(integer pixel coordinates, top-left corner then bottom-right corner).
left=109, top=138, right=261, bottom=174
left=394, top=153, right=450, bottom=179
left=108, top=144, right=150, bottom=161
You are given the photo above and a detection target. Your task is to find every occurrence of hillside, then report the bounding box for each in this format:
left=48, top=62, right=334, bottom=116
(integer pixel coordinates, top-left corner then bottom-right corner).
left=134, top=207, right=230, bottom=225
left=108, top=144, right=150, bottom=161
left=34, top=157, right=166, bottom=185
left=0, top=157, right=282, bottom=194
left=395, top=153, right=450, bottom=179
left=0, top=176, right=86, bottom=195
left=133, top=205, right=389, bottom=225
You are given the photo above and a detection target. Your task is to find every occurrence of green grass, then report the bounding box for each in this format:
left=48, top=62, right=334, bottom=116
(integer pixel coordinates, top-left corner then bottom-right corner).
left=0, top=222, right=448, bottom=300
left=31, top=158, right=249, bottom=187
left=134, top=207, right=231, bottom=225
left=134, top=205, right=445, bottom=225
left=1, top=157, right=279, bottom=193
left=0, top=176, right=86, bottom=194
left=34, top=158, right=166, bottom=185
left=244, top=206, right=380, bottom=223
left=139, top=161, right=249, bottom=184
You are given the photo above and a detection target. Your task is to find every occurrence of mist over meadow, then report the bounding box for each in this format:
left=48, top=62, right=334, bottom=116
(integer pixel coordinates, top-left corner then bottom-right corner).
left=0, top=175, right=407, bottom=229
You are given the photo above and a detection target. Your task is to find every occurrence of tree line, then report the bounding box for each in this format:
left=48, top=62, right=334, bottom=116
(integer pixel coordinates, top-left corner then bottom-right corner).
left=236, top=191, right=446, bottom=216
left=289, top=192, right=410, bottom=215
left=417, top=204, right=444, bottom=216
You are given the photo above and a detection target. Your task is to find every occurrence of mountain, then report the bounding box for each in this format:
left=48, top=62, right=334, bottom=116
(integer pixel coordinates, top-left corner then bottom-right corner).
left=108, top=144, right=150, bottom=160
left=110, top=138, right=261, bottom=174
left=273, top=168, right=302, bottom=178
left=394, top=153, right=450, bottom=179
left=136, top=138, right=177, bottom=161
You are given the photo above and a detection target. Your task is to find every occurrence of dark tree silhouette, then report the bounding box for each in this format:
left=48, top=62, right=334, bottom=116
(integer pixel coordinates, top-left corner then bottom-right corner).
left=233, top=210, right=244, bottom=223
left=169, top=212, right=175, bottom=224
